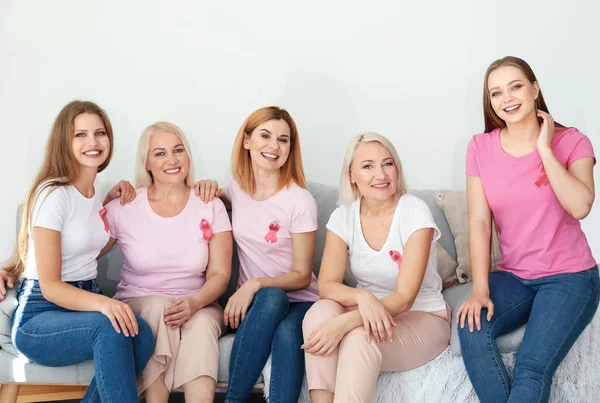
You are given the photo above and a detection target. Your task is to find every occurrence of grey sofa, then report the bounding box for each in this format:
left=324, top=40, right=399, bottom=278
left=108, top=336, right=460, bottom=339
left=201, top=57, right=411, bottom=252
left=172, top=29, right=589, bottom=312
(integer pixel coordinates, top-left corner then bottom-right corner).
left=0, top=181, right=528, bottom=402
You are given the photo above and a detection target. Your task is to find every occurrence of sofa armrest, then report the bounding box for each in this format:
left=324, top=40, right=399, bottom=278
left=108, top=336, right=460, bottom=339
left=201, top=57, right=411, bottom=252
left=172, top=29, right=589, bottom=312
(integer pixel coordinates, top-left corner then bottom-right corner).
left=0, top=286, right=18, bottom=349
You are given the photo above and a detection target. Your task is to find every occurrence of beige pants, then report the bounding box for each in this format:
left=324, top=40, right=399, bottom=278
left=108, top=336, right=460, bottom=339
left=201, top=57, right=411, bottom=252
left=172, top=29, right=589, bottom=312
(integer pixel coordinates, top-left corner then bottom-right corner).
left=126, top=296, right=225, bottom=393
left=303, top=299, right=451, bottom=403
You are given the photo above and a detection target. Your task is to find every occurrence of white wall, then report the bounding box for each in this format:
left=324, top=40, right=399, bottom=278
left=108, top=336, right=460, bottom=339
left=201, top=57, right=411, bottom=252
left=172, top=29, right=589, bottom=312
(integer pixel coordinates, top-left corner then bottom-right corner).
left=1, top=0, right=598, bottom=262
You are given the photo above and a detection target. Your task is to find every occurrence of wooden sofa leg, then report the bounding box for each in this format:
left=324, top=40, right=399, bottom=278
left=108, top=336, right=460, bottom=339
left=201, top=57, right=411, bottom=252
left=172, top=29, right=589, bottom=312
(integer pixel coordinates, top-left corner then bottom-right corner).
left=0, top=384, right=20, bottom=403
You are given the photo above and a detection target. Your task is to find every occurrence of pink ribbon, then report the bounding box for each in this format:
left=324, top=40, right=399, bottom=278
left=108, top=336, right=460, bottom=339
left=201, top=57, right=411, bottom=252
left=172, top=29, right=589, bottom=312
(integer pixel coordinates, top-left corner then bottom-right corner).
left=200, top=219, right=213, bottom=241
left=535, top=164, right=549, bottom=187
left=389, top=250, right=402, bottom=269
left=99, top=208, right=109, bottom=233
left=264, top=221, right=280, bottom=243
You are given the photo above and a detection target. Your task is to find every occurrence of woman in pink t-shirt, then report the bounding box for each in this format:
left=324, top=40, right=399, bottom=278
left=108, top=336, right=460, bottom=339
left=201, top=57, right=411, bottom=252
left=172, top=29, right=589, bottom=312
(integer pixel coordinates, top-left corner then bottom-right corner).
left=103, top=122, right=233, bottom=403
left=456, top=56, right=598, bottom=403
left=197, top=106, right=319, bottom=403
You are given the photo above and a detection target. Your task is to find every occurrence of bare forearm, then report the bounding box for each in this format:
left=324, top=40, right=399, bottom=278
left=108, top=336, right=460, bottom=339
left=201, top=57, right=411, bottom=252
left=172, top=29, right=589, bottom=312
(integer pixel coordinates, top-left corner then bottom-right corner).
left=256, top=271, right=310, bottom=292
left=318, top=281, right=365, bottom=307
left=469, top=221, right=492, bottom=293
left=191, top=272, right=230, bottom=309
left=42, top=281, right=107, bottom=312
left=540, top=149, right=594, bottom=219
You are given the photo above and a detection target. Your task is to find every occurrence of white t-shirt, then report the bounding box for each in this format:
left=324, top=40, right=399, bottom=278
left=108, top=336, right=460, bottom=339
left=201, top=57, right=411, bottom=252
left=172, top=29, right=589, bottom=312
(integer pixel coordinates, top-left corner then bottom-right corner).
left=326, top=194, right=446, bottom=312
left=22, top=183, right=109, bottom=282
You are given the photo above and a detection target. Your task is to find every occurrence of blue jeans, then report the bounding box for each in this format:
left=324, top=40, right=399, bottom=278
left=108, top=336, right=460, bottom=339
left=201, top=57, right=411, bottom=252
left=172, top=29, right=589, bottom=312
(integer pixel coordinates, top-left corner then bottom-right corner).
left=12, top=279, right=155, bottom=403
left=226, top=286, right=313, bottom=403
left=458, top=267, right=599, bottom=403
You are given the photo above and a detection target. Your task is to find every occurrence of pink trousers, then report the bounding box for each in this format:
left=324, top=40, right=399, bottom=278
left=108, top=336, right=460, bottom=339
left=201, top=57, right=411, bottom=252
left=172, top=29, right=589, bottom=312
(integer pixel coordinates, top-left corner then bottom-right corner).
left=303, top=299, right=451, bottom=403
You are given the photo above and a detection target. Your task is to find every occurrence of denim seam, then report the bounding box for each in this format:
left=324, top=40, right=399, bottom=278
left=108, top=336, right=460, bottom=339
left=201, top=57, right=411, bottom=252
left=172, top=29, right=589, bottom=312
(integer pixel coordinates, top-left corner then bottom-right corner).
left=488, top=294, right=535, bottom=396
left=534, top=279, right=595, bottom=403
left=17, top=326, right=97, bottom=338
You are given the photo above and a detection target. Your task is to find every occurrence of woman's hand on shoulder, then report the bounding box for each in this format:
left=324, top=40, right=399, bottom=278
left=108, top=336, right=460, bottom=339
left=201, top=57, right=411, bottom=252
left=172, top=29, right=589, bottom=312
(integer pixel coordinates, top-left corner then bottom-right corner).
left=356, top=290, right=396, bottom=343
left=164, top=297, right=200, bottom=329
left=536, top=111, right=555, bottom=154
left=105, top=180, right=136, bottom=206
left=0, top=270, right=15, bottom=301
left=302, top=314, right=349, bottom=356
left=99, top=297, right=139, bottom=336
left=224, top=279, right=261, bottom=329
left=456, top=290, right=494, bottom=332
left=194, top=180, right=223, bottom=203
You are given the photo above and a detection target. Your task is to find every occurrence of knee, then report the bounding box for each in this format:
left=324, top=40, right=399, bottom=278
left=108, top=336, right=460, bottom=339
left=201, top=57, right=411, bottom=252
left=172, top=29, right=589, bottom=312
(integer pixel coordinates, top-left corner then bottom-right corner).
left=340, top=328, right=380, bottom=363
left=302, top=300, right=343, bottom=336
left=135, top=315, right=155, bottom=349
left=251, top=287, right=289, bottom=316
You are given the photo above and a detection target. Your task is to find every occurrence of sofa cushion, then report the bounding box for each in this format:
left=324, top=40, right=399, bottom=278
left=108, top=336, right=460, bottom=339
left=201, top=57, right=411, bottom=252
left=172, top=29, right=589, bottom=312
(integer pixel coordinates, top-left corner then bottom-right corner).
left=435, top=190, right=501, bottom=284
left=442, top=282, right=526, bottom=356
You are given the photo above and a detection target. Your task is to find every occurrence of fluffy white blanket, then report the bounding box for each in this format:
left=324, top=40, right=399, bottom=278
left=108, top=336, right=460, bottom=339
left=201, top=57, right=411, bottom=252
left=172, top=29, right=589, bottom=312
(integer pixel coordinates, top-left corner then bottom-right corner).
left=263, top=310, right=600, bottom=402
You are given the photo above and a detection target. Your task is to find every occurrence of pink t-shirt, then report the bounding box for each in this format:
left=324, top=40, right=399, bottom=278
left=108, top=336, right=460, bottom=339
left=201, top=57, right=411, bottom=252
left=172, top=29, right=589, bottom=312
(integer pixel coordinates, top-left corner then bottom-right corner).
left=105, top=187, right=232, bottom=301
left=466, top=127, right=596, bottom=279
left=225, top=180, right=319, bottom=303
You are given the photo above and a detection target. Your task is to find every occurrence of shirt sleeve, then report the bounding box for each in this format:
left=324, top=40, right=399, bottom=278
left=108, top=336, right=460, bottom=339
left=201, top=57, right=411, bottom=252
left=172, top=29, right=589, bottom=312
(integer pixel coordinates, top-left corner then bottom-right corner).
left=105, top=199, right=120, bottom=239
left=466, top=136, right=480, bottom=177
left=400, top=196, right=441, bottom=246
left=223, top=181, right=234, bottom=203
left=31, top=186, right=69, bottom=232
left=325, top=205, right=349, bottom=245
left=567, top=132, right=596, bottom=167
left=290, top=191, right=318, bottom=233
left=210, top=198, right=232, bottom=233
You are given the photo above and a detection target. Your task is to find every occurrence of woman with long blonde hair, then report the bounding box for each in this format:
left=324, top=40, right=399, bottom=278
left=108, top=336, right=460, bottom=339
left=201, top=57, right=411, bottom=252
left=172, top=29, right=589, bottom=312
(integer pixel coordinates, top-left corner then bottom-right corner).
left=0, top=101, right=154, bottom=403
left=197, top=106, right=319, bottom=403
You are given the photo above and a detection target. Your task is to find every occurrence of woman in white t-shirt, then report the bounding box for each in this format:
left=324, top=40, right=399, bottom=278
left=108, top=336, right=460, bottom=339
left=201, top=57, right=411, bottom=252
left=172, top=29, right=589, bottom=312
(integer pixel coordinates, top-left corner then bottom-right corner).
left=302, top=132, right=451, bottom=403
left=0, top=101, right=154, bottom=403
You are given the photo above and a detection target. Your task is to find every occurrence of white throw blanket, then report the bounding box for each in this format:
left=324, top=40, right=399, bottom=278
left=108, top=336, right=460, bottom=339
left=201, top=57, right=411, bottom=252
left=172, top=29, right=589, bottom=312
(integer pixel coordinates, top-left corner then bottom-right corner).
left=262, top=310, right=600, bottom=402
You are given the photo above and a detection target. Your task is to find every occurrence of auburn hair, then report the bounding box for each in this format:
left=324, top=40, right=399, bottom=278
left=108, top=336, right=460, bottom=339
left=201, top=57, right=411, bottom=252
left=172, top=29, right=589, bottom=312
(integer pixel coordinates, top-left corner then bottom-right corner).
left=231, top=106, right=307, bottom=194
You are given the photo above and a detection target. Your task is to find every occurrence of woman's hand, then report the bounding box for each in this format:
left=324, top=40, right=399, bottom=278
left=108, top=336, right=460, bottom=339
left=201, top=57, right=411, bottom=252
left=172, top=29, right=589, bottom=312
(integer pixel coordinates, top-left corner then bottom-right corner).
left=99, top=298, right=139, bottom=336
left=456, top=290, right=495, bottom=332
left=224, top=279, right=260, bottom=329
left=164, top=297, right=199, bottom=329
left=356, top=290, right=396, bottom=342
left=302, top=315, right=349, bottom=356
left=106, top=180, right=136, bottom=205
left=536, top=111, right=555, bottom=153
left=194, top=180, right=223, bottom=203
left=0, top=270, right=15, bottom=301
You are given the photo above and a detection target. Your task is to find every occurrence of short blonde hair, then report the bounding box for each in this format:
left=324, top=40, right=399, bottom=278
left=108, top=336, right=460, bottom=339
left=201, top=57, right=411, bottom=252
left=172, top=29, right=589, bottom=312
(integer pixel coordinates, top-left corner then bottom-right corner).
left=135, top=122, right=196, bottom=188
left=338, top=132, right=408, bottom=205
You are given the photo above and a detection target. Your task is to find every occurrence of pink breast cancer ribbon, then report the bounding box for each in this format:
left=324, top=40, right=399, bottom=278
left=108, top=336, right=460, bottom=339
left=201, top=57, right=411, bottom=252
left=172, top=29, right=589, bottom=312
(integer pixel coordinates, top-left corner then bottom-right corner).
left=389, top=250, right=402, bottom=269
left=535, top=164, right=549, bottom=187
left=264, top=221, right=280, bottom=243
left=200, top=219, right=213, bottom=241
left=99, top=208, right=109, bottom=233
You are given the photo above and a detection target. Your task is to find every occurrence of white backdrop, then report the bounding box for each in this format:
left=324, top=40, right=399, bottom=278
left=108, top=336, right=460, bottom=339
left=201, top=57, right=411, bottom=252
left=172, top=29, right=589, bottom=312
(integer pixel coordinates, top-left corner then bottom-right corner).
left=0, top=0, right=598, bottom=263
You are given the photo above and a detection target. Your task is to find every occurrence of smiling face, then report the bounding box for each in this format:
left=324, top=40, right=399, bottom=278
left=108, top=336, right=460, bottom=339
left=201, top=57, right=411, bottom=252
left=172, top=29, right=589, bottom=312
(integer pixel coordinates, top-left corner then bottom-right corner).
left=145, top=130, right=190, bottom=186
left=350, top=141, right=398, bottom=202
left=487, top=65, right=540, bottom=126
left=244, top=119, right=292, bottom=173
left=71, top=113, right=110, bottom=171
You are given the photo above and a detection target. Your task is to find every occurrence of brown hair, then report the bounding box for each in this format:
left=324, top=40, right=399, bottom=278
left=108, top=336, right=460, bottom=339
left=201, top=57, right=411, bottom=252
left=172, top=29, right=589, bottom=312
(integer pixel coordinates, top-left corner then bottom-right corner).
left=483, top=56, right=563, bottom=133
left=3, top=101, right=113, bottom=279
left=231, top=106, right=307, bottom=194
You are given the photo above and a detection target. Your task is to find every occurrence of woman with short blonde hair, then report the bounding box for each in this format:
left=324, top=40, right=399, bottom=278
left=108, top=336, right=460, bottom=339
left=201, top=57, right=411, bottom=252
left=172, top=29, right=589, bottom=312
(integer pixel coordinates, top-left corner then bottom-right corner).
left=302, top=132, right=450, bottom=403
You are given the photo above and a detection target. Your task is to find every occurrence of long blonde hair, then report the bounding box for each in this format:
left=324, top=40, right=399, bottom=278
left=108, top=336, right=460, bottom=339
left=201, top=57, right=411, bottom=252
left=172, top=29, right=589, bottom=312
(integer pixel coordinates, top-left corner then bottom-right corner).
left=3, top=101, right=113, bottom=279
left=134, top=122, right=195, bottom=188
left=231, top=106, right=307, bottom=194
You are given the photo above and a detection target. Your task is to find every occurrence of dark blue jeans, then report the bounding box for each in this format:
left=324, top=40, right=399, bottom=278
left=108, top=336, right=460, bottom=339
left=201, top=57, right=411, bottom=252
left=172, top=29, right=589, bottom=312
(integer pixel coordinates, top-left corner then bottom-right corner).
left=12, top=279, right=155, bottom=403
left=458, top=267, right=599, bottom=403
left=226, top=286, right=313, bottom=403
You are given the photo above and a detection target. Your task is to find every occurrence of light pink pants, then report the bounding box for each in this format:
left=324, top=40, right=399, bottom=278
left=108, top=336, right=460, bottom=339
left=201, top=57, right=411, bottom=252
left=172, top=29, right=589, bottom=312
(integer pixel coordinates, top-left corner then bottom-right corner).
left=303, top=299, right=451, bottom=403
